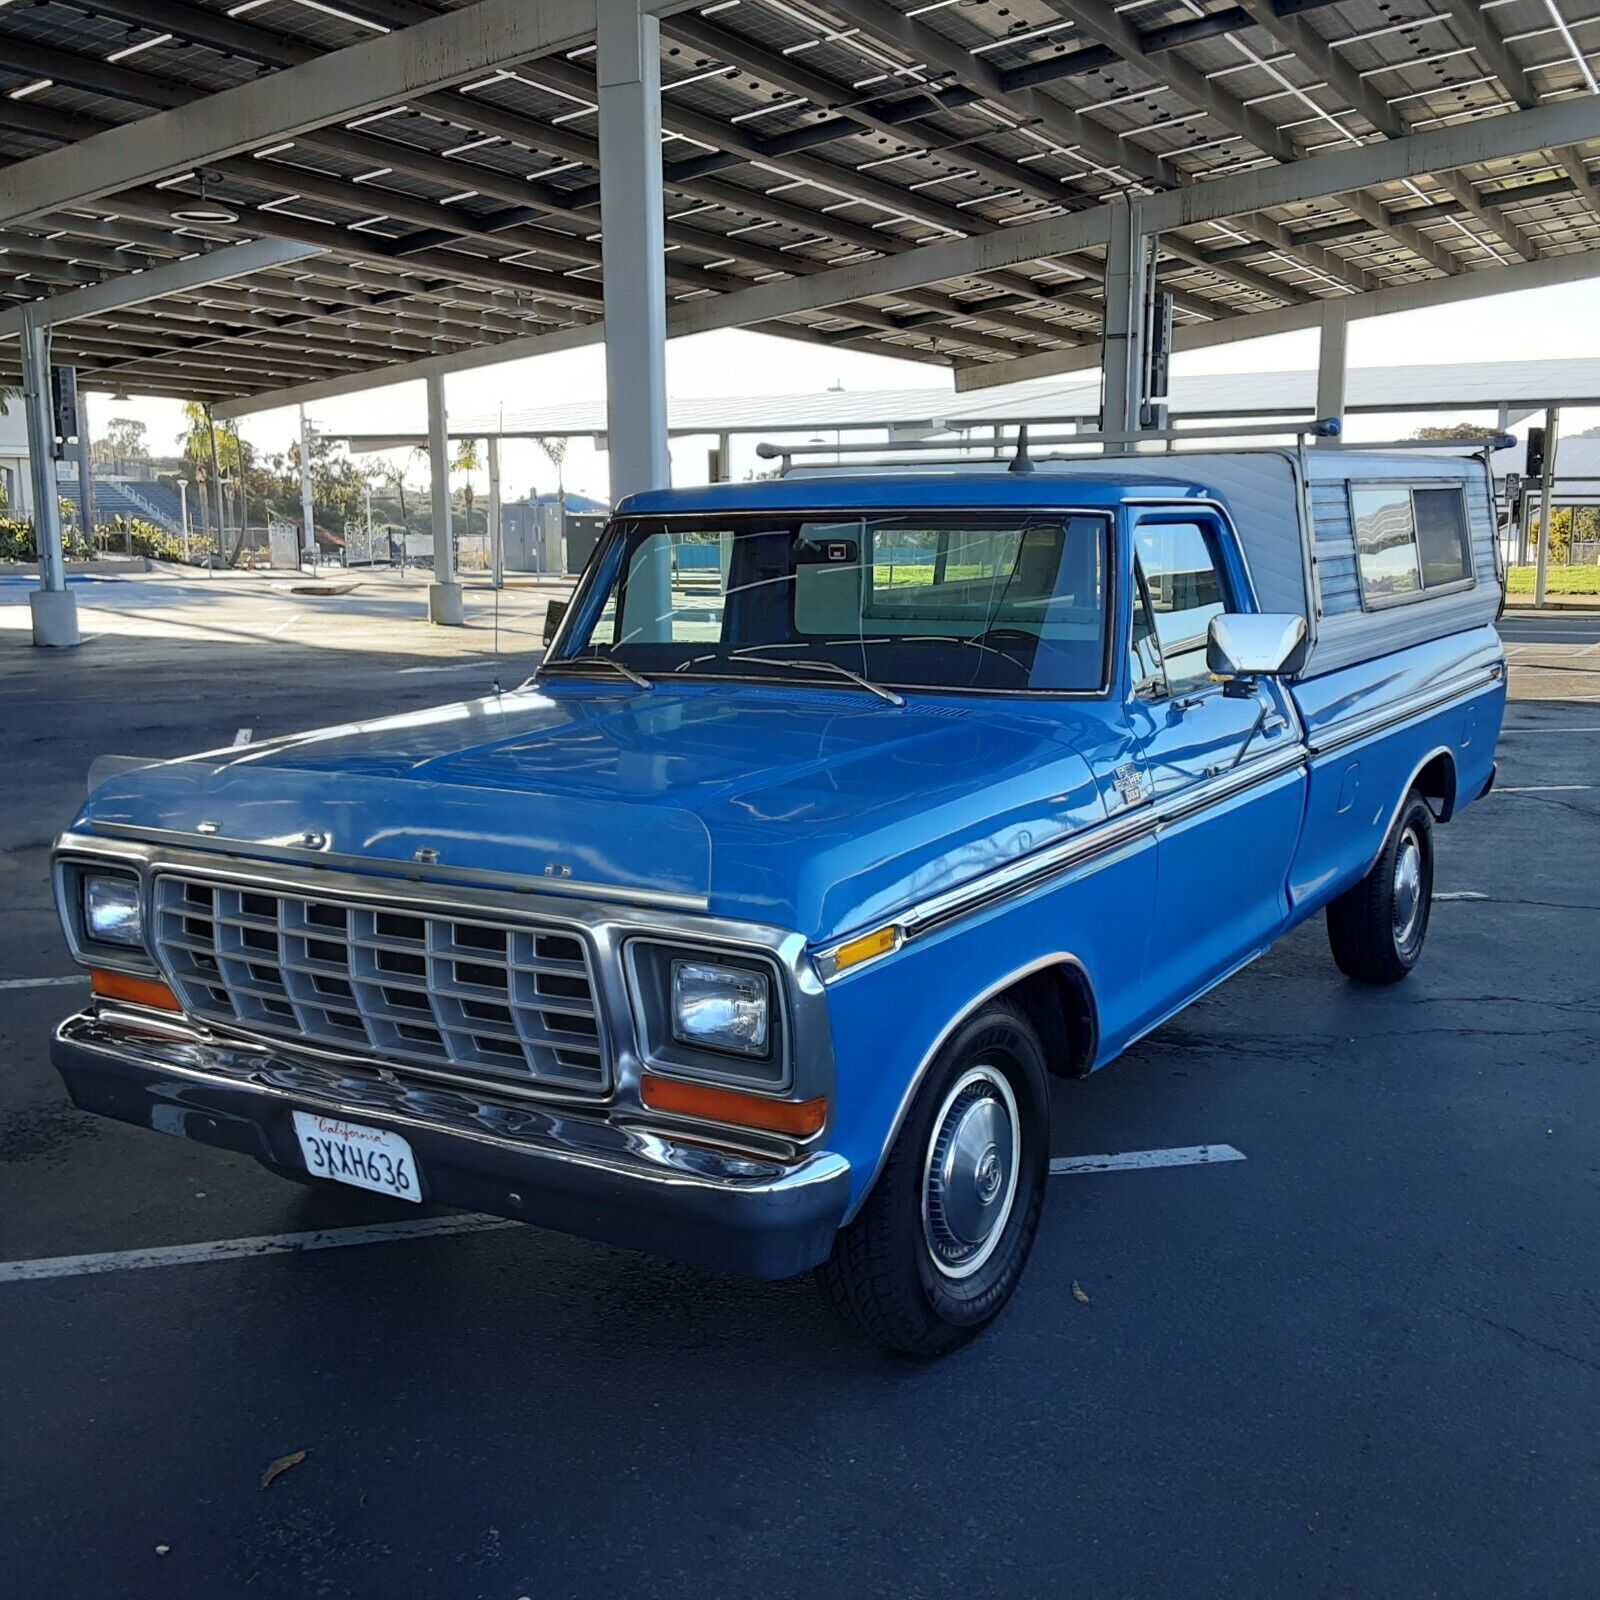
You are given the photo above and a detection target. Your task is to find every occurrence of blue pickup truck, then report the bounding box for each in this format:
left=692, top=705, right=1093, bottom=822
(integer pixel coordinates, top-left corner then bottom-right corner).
left=51, top=443, right=1505, bottom=1355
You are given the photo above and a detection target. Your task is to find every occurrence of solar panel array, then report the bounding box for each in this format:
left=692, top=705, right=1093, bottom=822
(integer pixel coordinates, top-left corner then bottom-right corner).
left=1, top=0, right=1597, bottom=403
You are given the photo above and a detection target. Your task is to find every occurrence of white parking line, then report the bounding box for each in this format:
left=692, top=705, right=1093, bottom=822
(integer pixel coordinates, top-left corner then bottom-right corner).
left=1050, top=1144, right=1245, bottom=1175
left=0, top=1214, right=514, bottom=1285
left=1494, top=784, right=1593, bottom=793
left=1436, top=891, right=1489, bottom=902
left=1499, top=726, right=1600, bottom=734
left=1, top=1145, right=1246, bottom=1283
left=0, top=974, right=89, bottom=991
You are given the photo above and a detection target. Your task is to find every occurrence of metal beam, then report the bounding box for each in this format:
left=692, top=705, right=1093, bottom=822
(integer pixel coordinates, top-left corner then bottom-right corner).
left=213, top=96, right=1600, bottom=418
left=0, top=0, right=688, bottom=227
left=0, top=45, right=1051, bottom=361
left=425, top=369, right=461, bottom=624
left=1438, top=0, right=1600, bottom=228
left=598, top=0, right=670, bottom=502
left=954, top=248, right=1600, bottom=391
left=0, top=239, right=323, bottom=337
left=1235, top=0, right=1541, bottom=264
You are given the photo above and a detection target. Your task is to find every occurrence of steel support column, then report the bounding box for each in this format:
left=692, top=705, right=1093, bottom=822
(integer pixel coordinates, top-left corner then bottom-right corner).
left=1534, top=406, right=1560, bottom=608
left=598, top=0, right=670, bottom=504
left=20, top=313, right=79, bottom=646
left=72, top=373, right=95, bottom=542
left=1315, top=302, right=1348, bottom=445
left=1100, top=200, right=1151, bottom=454
left=297, top=406, right=317, bottom=566
left=487, top=435, right=503, bottom=590
left=426, top=369, right=463, bottom=625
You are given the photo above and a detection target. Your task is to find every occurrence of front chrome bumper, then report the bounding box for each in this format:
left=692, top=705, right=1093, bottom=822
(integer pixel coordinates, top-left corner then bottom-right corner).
left=52, top=1012, right=851, bottom=1280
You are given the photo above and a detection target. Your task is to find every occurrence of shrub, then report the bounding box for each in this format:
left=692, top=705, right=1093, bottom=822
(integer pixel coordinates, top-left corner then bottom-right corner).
left=95, top=516, right=217, bottom=564
left=0, top=517, right=91, bottom=562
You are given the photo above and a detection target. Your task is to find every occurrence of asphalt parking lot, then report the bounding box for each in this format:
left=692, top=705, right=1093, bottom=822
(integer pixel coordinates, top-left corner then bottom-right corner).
left=3, top=579, right=1597, bottom=1599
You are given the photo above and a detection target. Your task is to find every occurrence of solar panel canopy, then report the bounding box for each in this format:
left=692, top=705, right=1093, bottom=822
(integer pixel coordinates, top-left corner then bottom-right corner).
left=2, top=0, right=1599, bottom=409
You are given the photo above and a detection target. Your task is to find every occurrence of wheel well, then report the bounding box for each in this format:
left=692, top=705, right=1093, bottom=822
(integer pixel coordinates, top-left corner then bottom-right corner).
left=1413, top=750, right=1458, bottom=822
left=994, top=961, right=1099, bottom=1079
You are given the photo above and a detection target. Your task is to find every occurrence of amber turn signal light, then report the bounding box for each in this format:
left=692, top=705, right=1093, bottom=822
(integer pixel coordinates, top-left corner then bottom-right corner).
left=90, top=968, right=182, bottom=1013
left=640, top=1074, right=827, bottom=1138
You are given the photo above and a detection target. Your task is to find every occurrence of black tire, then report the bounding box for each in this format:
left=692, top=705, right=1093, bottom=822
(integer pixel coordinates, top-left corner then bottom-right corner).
left=1326, top=790, right=1435, bottom=985
left=816, top=1000, right=1050, bottom=1358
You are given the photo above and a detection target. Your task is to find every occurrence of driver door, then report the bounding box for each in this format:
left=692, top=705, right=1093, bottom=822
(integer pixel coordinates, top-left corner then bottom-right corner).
left=1127, top=514, right=1305, bottom=1021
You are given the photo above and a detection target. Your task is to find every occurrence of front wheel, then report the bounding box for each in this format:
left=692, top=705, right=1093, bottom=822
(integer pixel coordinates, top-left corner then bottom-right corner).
left=816, top=1001, right=1050, bottom=1357
left=1326, top=790, right=1435, bottom=984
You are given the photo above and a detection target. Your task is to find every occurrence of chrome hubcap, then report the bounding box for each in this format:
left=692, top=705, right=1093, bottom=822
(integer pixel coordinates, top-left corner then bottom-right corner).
left=1393, top=828, right=1424, bottom=947
left=922, top=1066, right=1020, bottom=1280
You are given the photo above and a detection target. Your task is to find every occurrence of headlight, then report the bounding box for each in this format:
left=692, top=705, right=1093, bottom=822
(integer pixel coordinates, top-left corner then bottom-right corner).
left=83, top=874, right=144, bottom=948
left=671, top=959, right=770, bottom=1057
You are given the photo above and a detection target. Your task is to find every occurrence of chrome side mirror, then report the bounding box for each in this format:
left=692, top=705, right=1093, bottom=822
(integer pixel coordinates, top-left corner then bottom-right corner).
left=1206, top=613, right=1307, bottom=682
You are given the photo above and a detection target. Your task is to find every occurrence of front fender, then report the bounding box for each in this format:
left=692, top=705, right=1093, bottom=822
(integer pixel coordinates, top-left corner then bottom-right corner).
left=818, top=831, right=1157, bottom=1219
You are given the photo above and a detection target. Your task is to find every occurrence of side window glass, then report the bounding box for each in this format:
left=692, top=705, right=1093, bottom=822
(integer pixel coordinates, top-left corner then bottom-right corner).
left=1413, top=488, right=1474, bottom=588
left=1352, top=487, right=1422, bottom=603
left=1132, top=522, right=1227, bottom=694
left=1128, top=564, right=1166, bottom=697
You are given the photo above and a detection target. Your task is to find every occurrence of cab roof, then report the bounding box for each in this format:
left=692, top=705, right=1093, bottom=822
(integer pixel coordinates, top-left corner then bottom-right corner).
left=615, top=472, right=1213, bottom=518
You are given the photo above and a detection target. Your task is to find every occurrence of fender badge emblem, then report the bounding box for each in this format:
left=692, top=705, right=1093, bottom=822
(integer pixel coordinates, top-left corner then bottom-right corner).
left=413, top=846, right=440, bottom=865
left=1113, top=763, right=1148, bottom=806
left=196, top=820, right=220, bottom=835
left=298, top=830, right=328, bottom=850
left=544, top=862, right=573, bottom=880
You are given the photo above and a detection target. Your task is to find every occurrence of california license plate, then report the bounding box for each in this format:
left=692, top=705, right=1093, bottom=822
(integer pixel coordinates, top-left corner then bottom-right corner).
left=292, top=1111, right=420, bottom=1202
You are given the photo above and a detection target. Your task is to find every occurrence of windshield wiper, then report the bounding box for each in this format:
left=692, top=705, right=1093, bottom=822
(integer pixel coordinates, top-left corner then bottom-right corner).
left=543, top=654, right=654, bottom=691
left=727, top=650, right=905, bottom=707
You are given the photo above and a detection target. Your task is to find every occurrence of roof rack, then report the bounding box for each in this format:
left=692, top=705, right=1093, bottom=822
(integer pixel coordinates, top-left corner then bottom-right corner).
left=753, top=419, right=1517, bottom=475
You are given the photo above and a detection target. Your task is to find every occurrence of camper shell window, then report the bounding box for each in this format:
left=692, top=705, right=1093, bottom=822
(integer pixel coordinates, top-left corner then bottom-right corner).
left=1349, top=483, right=1475, bottom=609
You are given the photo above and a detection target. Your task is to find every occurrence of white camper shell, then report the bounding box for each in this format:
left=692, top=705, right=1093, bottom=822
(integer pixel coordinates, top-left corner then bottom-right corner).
left=1031, top=449, right=1503, bottom=679
left=789, top=443, right=1504, bottom=680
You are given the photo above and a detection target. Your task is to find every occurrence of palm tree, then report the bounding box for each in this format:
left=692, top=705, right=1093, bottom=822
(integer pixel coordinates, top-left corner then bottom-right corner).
left=372, top=458, right=410, bottom=526
left=451, top=437, right=483, bottom=534
left=535, top=435, right=569, bottom=506
left=0, top=386, right=19, bottom=415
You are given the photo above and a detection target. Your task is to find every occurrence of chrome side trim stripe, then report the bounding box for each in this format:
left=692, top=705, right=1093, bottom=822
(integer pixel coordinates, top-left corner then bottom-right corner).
left=1308, top=661, right=1503, bottom=757
left=816, top=661, right=1502, bottom=978
left=816, top=746, right=1309, bottom=977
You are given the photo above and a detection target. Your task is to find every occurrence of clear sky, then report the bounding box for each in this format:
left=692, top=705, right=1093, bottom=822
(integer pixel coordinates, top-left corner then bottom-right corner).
left=98, top=274, right=1600, bottom=505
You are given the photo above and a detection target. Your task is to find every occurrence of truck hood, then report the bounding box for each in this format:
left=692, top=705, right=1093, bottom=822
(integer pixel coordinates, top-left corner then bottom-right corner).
left=76, top=680, right=1110, bottom=942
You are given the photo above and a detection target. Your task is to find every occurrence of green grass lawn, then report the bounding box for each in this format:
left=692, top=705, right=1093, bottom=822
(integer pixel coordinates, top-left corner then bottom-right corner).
left=1505, top=565, right=1600, bottom=596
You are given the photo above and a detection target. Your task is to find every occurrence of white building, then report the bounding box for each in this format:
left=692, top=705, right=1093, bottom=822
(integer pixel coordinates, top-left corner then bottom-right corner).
left=0, top=400, right=31, bottom=517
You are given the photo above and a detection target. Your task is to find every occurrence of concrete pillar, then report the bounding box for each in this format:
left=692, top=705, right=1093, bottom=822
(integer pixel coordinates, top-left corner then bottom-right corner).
left=598, top=0, right=671, bottom=641
left=1100, top=199, right=1150, bottom=455
left=425, top=369, right=462, bottom=624
left=598, top=0, right=670, bottom=504
left=21, top=314, right=79, bottom=647
left=73, top=376, right=96, bottom=545
left=1534, top=406, right=1559, bottom=608
left=487, top=435, right=503, bottom=590
left=1314, top=302, right=1347, bottom=444
left=206, top=406, right=225, bottom=562
left=298, top=405, right=318, bottom=566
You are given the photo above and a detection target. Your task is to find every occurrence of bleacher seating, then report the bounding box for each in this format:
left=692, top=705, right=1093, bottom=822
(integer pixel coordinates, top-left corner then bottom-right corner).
left=54, top=474, right=185, bottom=534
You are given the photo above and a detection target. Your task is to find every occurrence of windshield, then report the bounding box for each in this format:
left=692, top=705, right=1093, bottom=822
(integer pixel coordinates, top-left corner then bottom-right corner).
left=549, top=512, right=1110, bottom=695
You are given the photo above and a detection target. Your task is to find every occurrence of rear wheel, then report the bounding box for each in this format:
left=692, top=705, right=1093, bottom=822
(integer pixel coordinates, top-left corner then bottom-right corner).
left=817, top=1001, right=1050, bottom=1357
left=1326, top=790, right=1435, bottom=984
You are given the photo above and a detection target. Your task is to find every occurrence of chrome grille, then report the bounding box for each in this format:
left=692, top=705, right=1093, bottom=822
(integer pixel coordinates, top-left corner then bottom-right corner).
left=152, top=875, right=607, bottom=1094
